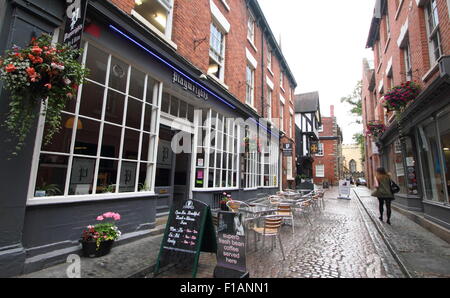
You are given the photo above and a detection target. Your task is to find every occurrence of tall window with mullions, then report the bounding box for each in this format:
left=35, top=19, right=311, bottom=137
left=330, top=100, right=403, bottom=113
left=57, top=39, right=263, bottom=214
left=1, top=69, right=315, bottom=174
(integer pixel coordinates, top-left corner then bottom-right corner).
left=32, top=42, right=161, bottom=199
left=193, top=109, right=238, bottom=189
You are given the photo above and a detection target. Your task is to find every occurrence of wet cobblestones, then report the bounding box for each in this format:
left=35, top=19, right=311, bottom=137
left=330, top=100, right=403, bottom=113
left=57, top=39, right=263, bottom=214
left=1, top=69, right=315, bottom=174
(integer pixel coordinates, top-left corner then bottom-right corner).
left=354, top=187, right=450, bottom=278
left=244, top=188, right=404, bottom=278
left=154, top=187, right=405, bottom=278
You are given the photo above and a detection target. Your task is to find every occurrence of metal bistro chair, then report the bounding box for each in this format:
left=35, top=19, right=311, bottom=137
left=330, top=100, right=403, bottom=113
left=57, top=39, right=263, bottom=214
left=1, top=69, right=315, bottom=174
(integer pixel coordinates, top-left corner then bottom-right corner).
left=275, top=203, right=295, bottom=236
left=226, top=200, right=250, bottom=213
left=292, top=200, right=313, bottom=225
left=317, top=189, right=326, bottom=210
left=252, top=215, right=285, bottom=260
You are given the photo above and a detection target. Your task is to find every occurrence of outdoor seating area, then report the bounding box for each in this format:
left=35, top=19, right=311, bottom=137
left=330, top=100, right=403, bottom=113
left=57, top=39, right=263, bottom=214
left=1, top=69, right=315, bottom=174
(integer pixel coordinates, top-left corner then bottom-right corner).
left=212, top=187, right=327, bottom=260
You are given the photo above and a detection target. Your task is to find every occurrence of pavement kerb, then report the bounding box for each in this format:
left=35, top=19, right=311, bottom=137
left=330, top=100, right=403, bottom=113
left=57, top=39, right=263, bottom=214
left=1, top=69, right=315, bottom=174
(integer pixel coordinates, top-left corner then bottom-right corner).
left=390, top=204, right=450, bottom=244
left=352, top=189, right=414, bottom=278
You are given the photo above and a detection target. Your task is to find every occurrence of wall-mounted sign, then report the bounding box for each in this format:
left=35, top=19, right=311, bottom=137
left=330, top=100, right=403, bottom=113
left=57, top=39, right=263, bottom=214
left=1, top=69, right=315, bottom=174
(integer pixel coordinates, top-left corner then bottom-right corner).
left=63, top=0, right=88, bottom=50
left=282, top=143, right=293, bottom=157
left=172, top=72, right=208, bottom=100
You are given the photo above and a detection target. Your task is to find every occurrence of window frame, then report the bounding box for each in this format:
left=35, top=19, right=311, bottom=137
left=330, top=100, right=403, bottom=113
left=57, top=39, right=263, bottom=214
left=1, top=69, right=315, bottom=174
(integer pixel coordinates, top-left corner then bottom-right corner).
left=315, top=164, right=325, bottom=178
left=132, top=0, right=175, bottom=41
left=425, top=0, right=442, bottom=65
left=209, top=22, right=226, bottom=81
left=28, top=40, right=162, bottom=204
left=245, top=64, right=255, bottom=107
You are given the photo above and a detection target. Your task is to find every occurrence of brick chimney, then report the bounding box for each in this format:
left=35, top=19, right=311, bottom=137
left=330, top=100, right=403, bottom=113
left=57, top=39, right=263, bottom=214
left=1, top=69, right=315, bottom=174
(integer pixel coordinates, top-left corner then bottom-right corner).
left=330, top=105, right=335, bottom=117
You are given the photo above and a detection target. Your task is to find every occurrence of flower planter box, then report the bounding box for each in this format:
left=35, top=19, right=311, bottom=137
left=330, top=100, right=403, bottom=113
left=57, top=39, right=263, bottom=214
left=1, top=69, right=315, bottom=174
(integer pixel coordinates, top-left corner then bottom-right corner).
left=80, top=240, right=115, bottom=258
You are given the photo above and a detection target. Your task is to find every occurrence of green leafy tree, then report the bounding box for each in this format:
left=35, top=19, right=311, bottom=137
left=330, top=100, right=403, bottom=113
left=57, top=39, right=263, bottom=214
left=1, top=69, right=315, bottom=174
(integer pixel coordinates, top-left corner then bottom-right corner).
left=340, top=80, right=362, bottom=124
left=341, top=81, right=365, bottom=162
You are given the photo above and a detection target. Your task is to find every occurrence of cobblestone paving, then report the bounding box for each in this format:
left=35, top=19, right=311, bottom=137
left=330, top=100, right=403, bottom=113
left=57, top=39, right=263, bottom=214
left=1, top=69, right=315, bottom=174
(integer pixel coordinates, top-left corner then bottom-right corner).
left=245, top=187, right=404, bottom=278
left=153, top=187, right=405, bottom=278
left=354, top=187, right=450, bottom=278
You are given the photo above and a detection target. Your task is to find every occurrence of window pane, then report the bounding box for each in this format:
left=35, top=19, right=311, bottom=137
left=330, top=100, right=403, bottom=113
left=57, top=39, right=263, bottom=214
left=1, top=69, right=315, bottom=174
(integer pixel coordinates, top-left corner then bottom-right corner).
left=438, top=113, right=450, bottom=202
left=420, top=122, right=446, bottom=202
left=42, top=113, right=73, bottom=153
left=187, top=105, right=194, bottom=122
left=105, top=89, right=125, bottom=125
left=74, top=118, right=100, bottom=156
left=123, top=129, right=140, bottom=160
left=97, top=159, right=118, bottom=194
left=119, top=161, right=137, bottom=193
left=170, top=96, right=179, bottom=117
left=69, top=157, right=96, bottom=195
left=141, top=133, right=156, bottom=162
left=101, top=124, right=122, bottom=158
left=34, top=154, right=68, bottom=197
left=179, top=101, right=187, bottom=119
left=161, top=92, right=170, bottom=113
left=146, top=78, right=157, bottom=104
left=129, top=67, right=146, bottom=98
left=126, top=97, right=143, bottom=129
left=85, top=44, right=108, bottom=84
left=134, top=0, right=170, bottom=35
left=143, top=104, right=153, bottom=132
left=79, top=82, right=104, bottom=120
left=138, top=163, right=153, bottom=191
left=109, top=56, right=128, bottom=92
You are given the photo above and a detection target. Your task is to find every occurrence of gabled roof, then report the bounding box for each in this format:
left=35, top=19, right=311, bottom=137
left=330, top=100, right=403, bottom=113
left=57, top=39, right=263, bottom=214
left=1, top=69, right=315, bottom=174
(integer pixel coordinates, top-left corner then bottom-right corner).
left=295, top=91, right=320, bottom=113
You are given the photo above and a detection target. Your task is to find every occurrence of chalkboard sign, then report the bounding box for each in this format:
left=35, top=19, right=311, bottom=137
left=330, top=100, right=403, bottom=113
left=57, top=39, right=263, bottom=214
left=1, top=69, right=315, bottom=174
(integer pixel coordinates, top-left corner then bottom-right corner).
left=154, top=199, right=217, bottom=278
left=214, top=211, right=249, bottom=278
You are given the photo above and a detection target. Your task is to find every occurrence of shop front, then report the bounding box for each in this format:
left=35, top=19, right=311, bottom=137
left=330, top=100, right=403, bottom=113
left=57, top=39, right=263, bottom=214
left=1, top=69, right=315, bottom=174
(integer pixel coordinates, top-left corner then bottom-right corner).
left=379, top=60, right=450, bottom=229
left=0, top=1, right=281, bottom=276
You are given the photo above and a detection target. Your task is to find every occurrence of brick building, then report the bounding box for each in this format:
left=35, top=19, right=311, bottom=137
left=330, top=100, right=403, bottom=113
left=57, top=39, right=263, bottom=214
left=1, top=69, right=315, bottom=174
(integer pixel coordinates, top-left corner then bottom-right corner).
left=311, top=106, right=343, bottom=187
left=0, top=0, right=297, bottom=276
left=363, top=0, right=450, bottom=229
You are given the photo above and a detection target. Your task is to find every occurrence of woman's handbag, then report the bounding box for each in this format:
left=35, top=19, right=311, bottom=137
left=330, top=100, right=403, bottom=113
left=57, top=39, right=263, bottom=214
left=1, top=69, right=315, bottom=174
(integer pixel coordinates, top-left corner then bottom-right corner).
left=390, top=179, right=400, bottom=194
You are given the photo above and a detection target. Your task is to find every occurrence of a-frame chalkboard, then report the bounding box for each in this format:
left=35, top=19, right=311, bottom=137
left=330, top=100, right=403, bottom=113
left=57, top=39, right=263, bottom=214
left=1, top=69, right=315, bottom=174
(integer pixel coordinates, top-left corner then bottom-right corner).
left=154, top=199, right=217, bottom=278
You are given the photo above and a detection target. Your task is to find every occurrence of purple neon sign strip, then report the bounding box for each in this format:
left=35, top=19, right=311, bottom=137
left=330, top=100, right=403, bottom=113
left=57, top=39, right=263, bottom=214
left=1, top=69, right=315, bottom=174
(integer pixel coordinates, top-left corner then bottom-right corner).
left=109, top=24, right=236, bottom=110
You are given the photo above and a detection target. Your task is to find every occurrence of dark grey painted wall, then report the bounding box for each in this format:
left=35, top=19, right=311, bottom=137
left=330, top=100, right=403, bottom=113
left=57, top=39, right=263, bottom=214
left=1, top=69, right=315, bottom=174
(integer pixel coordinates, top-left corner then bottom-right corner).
left=0, top=0, right=65, bottom=278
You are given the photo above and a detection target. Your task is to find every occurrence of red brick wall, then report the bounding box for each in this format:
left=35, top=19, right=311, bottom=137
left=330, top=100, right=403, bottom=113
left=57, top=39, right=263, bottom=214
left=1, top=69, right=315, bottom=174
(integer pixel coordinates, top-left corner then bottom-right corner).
left=372, top=0, right=450, bottom=111
left=363, top=0, right=450, bottom=188
left=106, top=0, right=298, bottom=189
left=312, top=116, right=340, bottom=186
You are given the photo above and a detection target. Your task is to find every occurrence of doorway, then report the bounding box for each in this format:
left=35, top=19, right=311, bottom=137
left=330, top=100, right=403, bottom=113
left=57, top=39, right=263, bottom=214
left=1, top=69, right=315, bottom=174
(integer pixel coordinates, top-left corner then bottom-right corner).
left=155, top=125, right=192, bottom=215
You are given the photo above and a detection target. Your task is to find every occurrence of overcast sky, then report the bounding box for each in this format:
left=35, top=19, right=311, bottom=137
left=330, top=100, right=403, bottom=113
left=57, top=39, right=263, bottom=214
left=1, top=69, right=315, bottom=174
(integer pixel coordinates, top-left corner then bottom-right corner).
left=258, top=0, right=376, bottom=144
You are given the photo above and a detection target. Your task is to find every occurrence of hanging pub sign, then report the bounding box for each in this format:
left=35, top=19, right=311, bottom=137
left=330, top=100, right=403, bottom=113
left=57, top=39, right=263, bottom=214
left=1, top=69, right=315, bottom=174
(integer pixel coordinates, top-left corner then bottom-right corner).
left=63, top=0, right=88, bottom=50
left=214, top=211, right=249, bottom=278
left=282, top=143, right=293, bottom=157
left=310, top=140, right=319, bottom=155
left=154, top=199, right=217, bottom=278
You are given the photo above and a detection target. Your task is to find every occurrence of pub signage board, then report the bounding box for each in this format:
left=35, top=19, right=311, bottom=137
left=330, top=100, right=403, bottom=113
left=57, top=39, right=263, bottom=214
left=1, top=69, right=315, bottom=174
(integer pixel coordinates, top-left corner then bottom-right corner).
left=214, top=211, right=248, bottom=278
left=310, top=140, right=319, bottom=155
left=63, top=0, right=88, bottom=50
left=282, top=143, right=293, bottom=157
left=154, top=199, right=217, bottom=278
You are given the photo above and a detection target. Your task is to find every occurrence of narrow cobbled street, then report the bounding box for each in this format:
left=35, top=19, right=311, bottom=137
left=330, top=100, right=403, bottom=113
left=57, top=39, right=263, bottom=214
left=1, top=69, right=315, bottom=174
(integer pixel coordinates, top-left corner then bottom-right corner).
left=245, top=187, right=405, bottom=278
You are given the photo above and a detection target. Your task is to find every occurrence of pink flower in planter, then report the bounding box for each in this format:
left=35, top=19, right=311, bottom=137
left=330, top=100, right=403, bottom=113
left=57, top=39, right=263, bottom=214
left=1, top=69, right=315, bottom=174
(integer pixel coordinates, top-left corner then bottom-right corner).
left=113, top=213, right=121, bottom=221
left=96, top=215, right=104, bottom=221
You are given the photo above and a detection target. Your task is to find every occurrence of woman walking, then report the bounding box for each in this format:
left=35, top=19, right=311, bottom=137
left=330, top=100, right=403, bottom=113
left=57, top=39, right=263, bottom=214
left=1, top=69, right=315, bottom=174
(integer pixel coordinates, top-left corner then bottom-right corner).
left=371, top=167, right=395, bottom=225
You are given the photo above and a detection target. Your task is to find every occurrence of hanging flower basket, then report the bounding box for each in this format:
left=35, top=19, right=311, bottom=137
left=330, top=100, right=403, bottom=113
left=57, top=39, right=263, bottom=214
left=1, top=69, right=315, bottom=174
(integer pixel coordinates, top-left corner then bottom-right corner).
left=383, top=81, right=420, bottom=112
left=366, top=121, right=386, bottom=139
left=0, top=34, right=89, bottom=155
